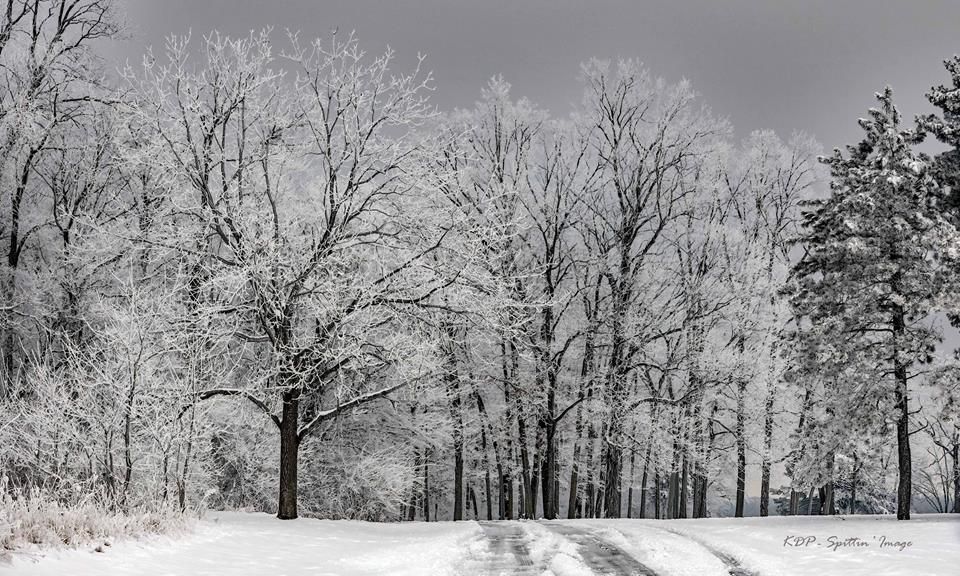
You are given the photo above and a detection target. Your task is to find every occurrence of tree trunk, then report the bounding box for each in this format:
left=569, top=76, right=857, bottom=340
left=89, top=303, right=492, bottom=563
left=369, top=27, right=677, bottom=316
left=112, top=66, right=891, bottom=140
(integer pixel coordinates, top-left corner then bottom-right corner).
left=542, top=423, right=557, bottom=519
left=759, top=380, right=775, bottom=517
left=820, top=452, right=836, bottom=515
left=122, top=377, right=138, bottom=505
left=603, top=433, right=622, bottom=518
left=423, top=452, right=431, bottom=522
left=469, top=485, right=479, bottom=520
left=687, top=317, right=708, bottom=519
left=553, top=438, right=561, bottom=517
left=584, top=421, right=598, bottom=518
left=453, top=444, right=464, bottom=520
left=499, top=463, right=508, bottom=520
left=178, top=408, right=197, bottom=511
left=952, top=441, right=959, bottom=513
left=893, top=309, right=911, bottom=520
left=407, top=453, right=418, bottom=521
left=501, top=338, right=515, bottom=520
left=517, top=462, right=526, bottom=518
left=472, top=385, right=496, bottom=520
left=602, top=266, right=632, bottom=519
left=690, top=410, right=707, bottom=518
left=667, top=437, right=680, bottom=519
left=735, top=373, right=747, bottom=518
left=639, top=441, right=651, bottom=518
left=567, top=437, right=581, bottom=519
left=850, top=455, right=858, bottom=515
left=654, top=471, right=661, bottom=519
left=538, top=302, right=559, bottom=520
left=627, top=443, right=636, bottom=518
left=448, top=349, right=464, bottom=521
left=788, top=387, right=812, bottom=517
left=569, top=318, right=596, bottom=519
left=277, top=391, right=300, bottom=520
left=485, top=466, right=493, bottom=520
left=679, top=453, right=688, bottom=519
left=822, top=482, right=835, bottom=515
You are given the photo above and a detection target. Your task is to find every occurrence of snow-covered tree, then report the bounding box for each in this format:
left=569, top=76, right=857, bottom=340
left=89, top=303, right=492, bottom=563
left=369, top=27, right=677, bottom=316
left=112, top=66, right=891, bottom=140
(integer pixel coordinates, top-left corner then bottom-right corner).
left=0, top=0, right=119, bottom=395
left=577, top=58, right=727, bottom=517
left=790, top=88, right=960, bottom=520
left=122, top=31, right=452, bottom=519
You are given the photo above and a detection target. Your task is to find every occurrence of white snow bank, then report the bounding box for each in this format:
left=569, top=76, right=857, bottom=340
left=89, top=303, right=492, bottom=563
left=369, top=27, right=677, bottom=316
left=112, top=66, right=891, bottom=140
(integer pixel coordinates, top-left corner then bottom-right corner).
left=536, top=515, right=959, bottom=576
left=5, top=511, right=482, bottom=576
left=659, top=513, right=960, bottom=576
left=521, top=521, right=593, bottom=576
left=7, top=511, right=957, bottom=576
left=547, top=519, right=730, bottom=576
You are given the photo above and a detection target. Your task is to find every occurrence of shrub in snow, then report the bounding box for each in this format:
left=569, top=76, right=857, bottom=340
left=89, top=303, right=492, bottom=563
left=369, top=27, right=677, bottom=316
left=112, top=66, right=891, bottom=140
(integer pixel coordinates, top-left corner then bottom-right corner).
left=300, top=448, right=416, bottom=521
left=0, top=480, right=193, bottom=552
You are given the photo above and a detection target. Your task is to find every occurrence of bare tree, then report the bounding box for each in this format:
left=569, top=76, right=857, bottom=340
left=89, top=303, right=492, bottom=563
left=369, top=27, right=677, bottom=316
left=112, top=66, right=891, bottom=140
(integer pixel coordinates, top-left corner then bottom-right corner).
left=578, top=59, right=725, bottom=517
left=123, top=31, right=452, bottom=519
left=0, top=0, right=118, bottom=395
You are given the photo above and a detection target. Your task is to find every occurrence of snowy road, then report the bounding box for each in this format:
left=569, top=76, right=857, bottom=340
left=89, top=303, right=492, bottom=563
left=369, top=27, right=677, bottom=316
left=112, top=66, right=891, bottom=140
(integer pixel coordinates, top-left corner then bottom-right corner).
left=473, top=522, right=537, bottom=574
left=538, top=523, right=658, bottom=575
left=5, top=512, right=959, bottom=576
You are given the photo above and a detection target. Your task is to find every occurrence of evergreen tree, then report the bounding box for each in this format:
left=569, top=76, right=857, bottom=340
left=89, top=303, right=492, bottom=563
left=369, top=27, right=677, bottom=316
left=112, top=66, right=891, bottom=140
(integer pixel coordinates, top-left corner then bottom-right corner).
left=918, top=56, right=960, bottom=220
left=790, top=88, right=959, bottom=520
left=917, top=54, right=960, bottom=516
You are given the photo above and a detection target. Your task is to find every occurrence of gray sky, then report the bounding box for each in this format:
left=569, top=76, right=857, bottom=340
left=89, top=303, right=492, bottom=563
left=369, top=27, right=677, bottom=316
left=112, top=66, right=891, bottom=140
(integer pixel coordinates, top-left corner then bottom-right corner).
left=107, top=0, right=960, bottom=154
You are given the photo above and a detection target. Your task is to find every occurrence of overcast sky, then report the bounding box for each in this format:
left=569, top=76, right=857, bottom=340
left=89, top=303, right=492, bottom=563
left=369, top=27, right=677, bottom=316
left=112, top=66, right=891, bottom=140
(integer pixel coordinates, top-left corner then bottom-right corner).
left=106, top=0, right=960, bottom=155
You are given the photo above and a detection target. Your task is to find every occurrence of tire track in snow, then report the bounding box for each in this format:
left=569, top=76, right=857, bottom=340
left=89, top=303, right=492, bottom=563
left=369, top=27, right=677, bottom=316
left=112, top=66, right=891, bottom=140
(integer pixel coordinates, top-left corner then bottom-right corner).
left=475, top=521, right=538, bottom=575
left=656, top=527, right=758, bottom=576
left=540, top=522, right=659, bottom=576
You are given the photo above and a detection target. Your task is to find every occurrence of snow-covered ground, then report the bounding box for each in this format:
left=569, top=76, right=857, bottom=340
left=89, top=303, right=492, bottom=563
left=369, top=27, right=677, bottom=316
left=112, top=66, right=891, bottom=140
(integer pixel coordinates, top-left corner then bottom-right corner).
left=4, top=512, right=958, bottom=575
left=4, top=512, right=483, bottom=576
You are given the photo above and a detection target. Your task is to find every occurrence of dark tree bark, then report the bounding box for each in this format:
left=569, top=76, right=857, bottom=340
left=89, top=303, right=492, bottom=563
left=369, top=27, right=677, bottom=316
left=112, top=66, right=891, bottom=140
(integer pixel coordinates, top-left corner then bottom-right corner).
left=679, top=453, right=688, bottom=519
left=952, top=442, right=959, bottom=513
left=448, top=361, right=464, bottom=521
left=667, top=437, right=680, bottom=519
left=423, top=452, right=431, bottom=522
left=601, top=237, right=636, bottom=519
left=469, top=485, right=479, bottom=520
left=893, top=307, right=911, bottom=520
left=734, top=345, right=747, bottom=518
left=277, top=391, right=301, bottom=520
left=540, top=423, right=556, bottom=518
left=584, top=422, right=598, bottom=518
left=759, top=381, right=775, bottom=517
left=639, top=441, right=652, bottom=518
left=653, top=470, right=661, bottom=519
left=567, top=425, right=582, bottom=519
left=537, top=303, right=558, bottom=519
left=849, top=453, right=859, bottom=515
left=819, top=482, right=835, bottom=515
left=485, top=467, right=493, bottom=520
left=553, top=439, right=561, bottom=517
left=500, top=338, right=515, bottom=520
left=626, top=442, right=636, bottom=518
left=453, top=445, right=464, bottom=521
left=567, top=319, right=596, bottom=519
left=472, top=384, right=496, bottom=520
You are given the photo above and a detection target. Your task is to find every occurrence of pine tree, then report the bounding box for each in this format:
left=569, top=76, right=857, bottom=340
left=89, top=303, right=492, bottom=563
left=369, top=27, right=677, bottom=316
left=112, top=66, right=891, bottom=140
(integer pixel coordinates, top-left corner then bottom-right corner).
left=918, top=56, right=960, bottom=219
left=790, top=88, right=958, bottom=520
